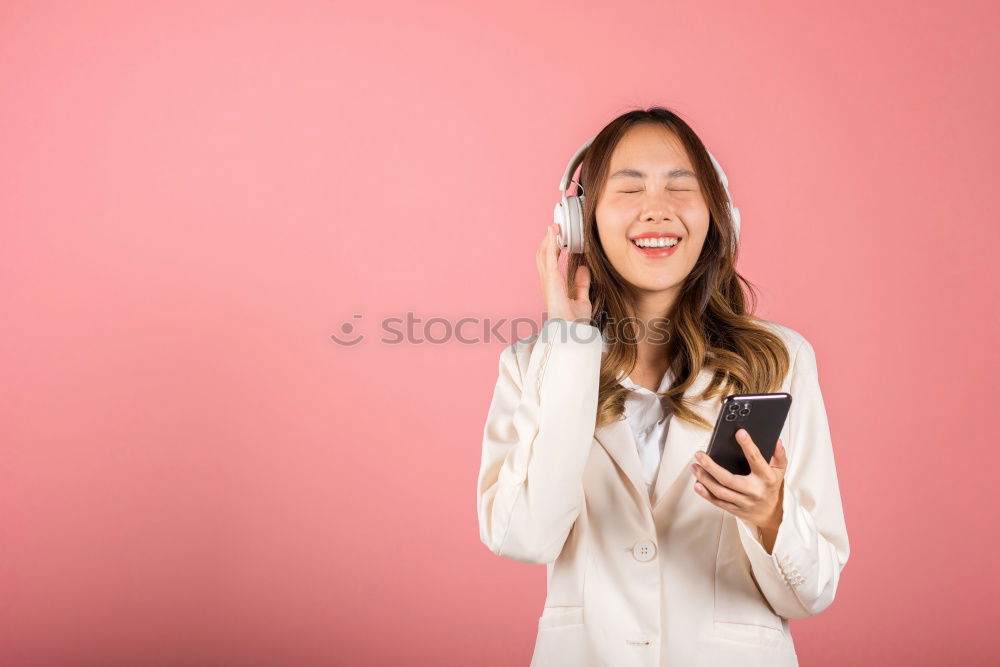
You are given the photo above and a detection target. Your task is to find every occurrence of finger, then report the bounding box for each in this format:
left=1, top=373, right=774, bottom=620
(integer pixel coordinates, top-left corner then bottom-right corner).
left=547, top=223, right=561, bottom=275
left=573, top=264, right=591, bottom=303
left=774, top=438, right=788, bottom=469
left=734, top=428, right=770, bottom=477
left=695, top=451, right=751, bottom=494
left=768, top=438, right=787, bottom=468
left=691, top=463, right=749, bottom=508
left=537, top=225, right=554, bottom=271
left=693, top=480, right=743, bottom=514
left=538, top=225, right=557, bottom=284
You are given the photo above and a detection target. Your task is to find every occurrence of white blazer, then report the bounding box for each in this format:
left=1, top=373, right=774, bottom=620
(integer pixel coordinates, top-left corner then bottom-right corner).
left=476, top=318, right=850, bottom=666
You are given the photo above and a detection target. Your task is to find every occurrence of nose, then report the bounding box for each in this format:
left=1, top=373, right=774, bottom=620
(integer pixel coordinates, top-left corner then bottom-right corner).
left=641, top=202, right=676, bottom=223
left=640, top=189, right=678, bottom=222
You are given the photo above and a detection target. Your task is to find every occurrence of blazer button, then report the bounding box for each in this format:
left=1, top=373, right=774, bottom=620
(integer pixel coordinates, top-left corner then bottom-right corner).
left=632, top=539, right=657, bottom=562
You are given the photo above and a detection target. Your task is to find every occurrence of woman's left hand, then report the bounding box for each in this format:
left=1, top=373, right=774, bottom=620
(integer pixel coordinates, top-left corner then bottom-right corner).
left=690, top=428, right=788, bottom=533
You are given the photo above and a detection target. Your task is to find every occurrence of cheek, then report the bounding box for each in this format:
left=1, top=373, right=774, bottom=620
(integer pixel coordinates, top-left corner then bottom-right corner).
left=594, top=213, right=631, bottom=247
left=683, top=211, right=711, bottom=245
left=682, top=232, right=708, bottom=261
left=687, top=224, right=709, bottom=248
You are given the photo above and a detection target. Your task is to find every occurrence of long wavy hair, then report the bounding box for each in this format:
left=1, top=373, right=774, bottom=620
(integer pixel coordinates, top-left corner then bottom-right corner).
left=567, top=107, right=791, bottom=429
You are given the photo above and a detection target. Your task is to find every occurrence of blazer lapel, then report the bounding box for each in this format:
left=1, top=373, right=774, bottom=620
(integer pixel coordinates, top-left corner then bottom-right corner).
left=593, top=367, right=723, bottom=512
left=650, top=374, right=721, bottom=512
left=652, top=369, right=722, bottom=510
left=593, top=416, right=647, bottom=504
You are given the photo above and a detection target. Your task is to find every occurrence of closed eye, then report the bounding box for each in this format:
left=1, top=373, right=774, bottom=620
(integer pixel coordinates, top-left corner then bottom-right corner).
left=619, top=189, right=692, bottom=193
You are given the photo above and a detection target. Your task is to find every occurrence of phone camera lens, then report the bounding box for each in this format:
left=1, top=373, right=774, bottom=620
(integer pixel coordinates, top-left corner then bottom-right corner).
left=738, top=408, right=750, bottom=417
left=727, top=403, right=739, bottom=412
left=724, top=413, right=737, bottom=422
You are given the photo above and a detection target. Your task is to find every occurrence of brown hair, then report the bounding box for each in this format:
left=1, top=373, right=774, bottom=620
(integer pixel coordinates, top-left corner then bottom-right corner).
left=567, top=106, right=790, bottom=429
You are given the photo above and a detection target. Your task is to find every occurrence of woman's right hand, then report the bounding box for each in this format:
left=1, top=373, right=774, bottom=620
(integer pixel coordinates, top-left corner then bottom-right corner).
left=536, top=223, right=593, bottom=325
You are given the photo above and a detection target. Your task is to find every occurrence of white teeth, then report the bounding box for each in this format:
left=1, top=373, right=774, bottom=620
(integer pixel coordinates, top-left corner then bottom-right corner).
left=632, top=237, right=680, bottom=248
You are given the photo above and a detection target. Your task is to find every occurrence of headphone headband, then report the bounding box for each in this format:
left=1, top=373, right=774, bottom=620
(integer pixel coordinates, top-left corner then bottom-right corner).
left=559, top=137, right=594, bottom=193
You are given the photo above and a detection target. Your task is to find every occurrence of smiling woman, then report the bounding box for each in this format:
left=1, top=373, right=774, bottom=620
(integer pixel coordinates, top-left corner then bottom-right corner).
left=476, top=106, right=850, bottom=666
left=571, top=114, right=791, bottom=431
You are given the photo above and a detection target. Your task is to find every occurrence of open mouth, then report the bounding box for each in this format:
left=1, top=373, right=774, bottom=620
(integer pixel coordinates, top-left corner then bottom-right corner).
left=630, top=237, right=682, bottom=257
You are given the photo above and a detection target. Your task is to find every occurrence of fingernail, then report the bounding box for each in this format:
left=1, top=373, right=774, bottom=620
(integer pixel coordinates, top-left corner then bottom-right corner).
left=694, top=452, right=703, bottom=462
left=737, top=430, right=746, bottom=440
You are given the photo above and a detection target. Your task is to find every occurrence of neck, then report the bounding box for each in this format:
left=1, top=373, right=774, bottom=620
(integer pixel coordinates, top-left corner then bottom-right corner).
left=627, top=289, right=678, bottom=374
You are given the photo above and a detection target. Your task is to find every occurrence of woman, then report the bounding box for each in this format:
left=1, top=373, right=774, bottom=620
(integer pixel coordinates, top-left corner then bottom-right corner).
left=475, top=107, right=850, bottom=666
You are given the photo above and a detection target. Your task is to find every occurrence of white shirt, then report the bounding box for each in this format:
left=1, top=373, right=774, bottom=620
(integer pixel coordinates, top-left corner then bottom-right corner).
left=617, top=368, right=675, bottom=496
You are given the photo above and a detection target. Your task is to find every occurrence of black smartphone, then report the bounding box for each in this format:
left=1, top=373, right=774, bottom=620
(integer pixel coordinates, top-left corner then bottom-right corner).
left=705, top=393, right=792, bottom=475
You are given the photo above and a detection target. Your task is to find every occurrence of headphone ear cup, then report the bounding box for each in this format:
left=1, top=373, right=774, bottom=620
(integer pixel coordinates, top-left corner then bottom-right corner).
left=565, top=195, right=585, bottom=254
left=553, top=200, right=569, bottom=249
left=707, top=149, right=740, bottom=253
left=730, top=204, right=741, bottom=248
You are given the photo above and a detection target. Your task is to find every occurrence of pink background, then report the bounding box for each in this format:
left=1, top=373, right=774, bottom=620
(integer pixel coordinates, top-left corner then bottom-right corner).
left=2, top=1, right=998, bottom=665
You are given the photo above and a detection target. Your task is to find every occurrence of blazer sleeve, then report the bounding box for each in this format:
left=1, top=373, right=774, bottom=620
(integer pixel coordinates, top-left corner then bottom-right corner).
left=735, top=336, right=851, bottom=619
left=476, top=317, right=604, bottom=565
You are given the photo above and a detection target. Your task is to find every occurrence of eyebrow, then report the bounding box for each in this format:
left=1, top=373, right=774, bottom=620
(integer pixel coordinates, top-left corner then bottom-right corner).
left=609, top=167, right=697, bottom=180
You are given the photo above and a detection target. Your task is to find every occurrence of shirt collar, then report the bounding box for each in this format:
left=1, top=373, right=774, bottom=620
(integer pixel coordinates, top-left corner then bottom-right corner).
left=616, top=366, right=674, bottom=395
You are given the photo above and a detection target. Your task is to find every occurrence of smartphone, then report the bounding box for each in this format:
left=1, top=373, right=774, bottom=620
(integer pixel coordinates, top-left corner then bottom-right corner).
left=705, top=393, right=792, bottom=475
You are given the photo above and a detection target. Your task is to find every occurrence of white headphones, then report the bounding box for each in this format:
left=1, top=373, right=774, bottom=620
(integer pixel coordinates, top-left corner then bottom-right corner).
left=553, top=136, right=742, bottom=254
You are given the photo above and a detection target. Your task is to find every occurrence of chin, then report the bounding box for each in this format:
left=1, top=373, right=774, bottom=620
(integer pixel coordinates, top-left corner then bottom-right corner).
left=629, top=277, right=682, bottom=294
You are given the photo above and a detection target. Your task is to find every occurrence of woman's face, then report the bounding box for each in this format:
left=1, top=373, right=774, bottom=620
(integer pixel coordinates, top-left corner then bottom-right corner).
left=595, top=124, right=711, bottom=306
